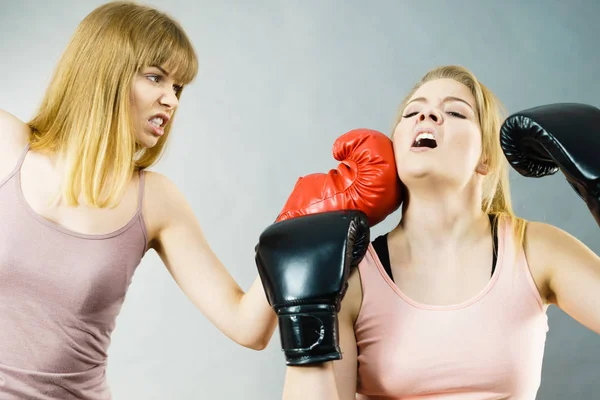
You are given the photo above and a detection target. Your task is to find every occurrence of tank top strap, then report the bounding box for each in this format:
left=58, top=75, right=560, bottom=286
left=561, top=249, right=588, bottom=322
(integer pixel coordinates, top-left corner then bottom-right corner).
left=137, top=169, right=146, bottom=211
left=16, top=142, right=30, bottom=169
left=0, top=142, right=30, bottom=189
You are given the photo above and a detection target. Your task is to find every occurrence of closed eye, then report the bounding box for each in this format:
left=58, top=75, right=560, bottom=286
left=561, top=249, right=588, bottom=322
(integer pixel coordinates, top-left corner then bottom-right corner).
left=447, top=111, right=466, bottom=119
left=402, top=112, right=418, bottom=118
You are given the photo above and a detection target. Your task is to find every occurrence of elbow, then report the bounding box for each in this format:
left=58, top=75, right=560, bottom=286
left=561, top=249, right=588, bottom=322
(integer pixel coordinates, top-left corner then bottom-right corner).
left=238, top=335, right=270, bottom=351
left=235, top=328, right=273, bottom=351
left=248, top=342, right=269, bottom=351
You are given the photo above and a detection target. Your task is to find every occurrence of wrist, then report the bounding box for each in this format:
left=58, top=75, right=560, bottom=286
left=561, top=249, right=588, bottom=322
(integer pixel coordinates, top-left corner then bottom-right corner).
left=283, top=362, right=338, bottom=400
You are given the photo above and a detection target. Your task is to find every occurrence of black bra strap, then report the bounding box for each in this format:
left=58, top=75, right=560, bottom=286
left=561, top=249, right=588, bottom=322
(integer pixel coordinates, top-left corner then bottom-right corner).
left=372, top=234, right=393, bottom=280
left=489, top=214, right=499, bottom=277
left=372, top=215, right=499, bottom=283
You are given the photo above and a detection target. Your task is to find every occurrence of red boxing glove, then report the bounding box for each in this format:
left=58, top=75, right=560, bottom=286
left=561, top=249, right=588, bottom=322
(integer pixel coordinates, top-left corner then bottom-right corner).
left=276, top=128, right=403, bottom=227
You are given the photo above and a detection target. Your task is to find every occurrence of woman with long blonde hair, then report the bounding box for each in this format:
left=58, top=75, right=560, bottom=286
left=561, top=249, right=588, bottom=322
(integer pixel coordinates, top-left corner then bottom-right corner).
left=271, top=65, right=600, bottom=399
left=0, top=2, right=277, bottom=398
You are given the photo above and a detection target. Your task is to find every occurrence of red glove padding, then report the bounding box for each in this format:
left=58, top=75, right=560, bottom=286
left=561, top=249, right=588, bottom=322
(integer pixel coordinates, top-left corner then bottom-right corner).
left=276, top=128, right=403, bottom=227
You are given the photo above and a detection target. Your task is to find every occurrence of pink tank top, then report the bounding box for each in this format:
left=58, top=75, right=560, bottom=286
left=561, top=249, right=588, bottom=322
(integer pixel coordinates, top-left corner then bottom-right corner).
left=354, top=217, right=549, bottom=400
left=0, top=144, right=148, bottom=399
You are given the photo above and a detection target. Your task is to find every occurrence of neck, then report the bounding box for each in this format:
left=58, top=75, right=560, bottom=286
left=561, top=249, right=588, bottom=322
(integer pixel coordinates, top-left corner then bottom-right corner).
left=395, top=181, right=489, bottom=253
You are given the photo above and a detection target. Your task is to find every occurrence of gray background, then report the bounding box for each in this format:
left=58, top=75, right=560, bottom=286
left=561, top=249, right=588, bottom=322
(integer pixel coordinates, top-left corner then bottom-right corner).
left=1, top=0, right=599, bottom=398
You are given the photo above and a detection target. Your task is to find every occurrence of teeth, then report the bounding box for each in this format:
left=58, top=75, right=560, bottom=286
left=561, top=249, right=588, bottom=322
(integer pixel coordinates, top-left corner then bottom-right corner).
left=415, top=132, right=435, bottom=141
left=412, top=131, right=438, bottom=148
left=150, top=117, right=164, bottom=127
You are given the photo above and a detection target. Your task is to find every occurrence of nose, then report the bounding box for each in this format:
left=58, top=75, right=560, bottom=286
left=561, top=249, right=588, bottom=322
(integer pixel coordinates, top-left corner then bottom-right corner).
left=159, top=89, right=179, bottom=110
left=417, top=107, right=442, bottom=124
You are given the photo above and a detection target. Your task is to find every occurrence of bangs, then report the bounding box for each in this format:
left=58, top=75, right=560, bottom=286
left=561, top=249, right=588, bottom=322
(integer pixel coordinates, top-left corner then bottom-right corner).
left=135, top=17, right=198, bottom=85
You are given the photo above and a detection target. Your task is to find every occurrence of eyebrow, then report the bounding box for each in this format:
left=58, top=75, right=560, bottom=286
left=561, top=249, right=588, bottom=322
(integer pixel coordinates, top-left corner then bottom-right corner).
left=406, top=96, right=474, bottom=110
left=150, top=65, right=170, bottom=76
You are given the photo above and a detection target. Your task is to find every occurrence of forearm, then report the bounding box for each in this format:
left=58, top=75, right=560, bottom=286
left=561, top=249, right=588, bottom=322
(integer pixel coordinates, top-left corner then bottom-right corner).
left=283, top=363, right=340, bottom=400
left=235, top=275, right=278, bottom=350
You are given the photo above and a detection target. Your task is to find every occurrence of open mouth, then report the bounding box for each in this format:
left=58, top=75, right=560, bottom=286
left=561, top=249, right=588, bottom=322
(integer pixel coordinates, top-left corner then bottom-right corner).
left=412, top=132, right=437, bottom=149
left=149, top=116, right=167, bottom=128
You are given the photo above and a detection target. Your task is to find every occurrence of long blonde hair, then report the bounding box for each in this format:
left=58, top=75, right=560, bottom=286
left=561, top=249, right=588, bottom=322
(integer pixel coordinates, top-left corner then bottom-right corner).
left=28, top=1, right=198, bottom=208
left=393, top=65, right=526, bottom=247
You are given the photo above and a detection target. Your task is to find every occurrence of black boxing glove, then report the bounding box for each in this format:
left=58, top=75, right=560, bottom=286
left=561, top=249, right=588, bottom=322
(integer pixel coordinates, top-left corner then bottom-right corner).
left=255, top=210, right=369, bottom=366
left=500, top=103, right=600, bottom=226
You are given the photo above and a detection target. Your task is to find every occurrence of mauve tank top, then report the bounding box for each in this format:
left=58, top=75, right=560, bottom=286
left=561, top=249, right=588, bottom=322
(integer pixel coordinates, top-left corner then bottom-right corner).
left=354, top=217, right=550, bottom=400
left=0, top=143, right=148, bottom=399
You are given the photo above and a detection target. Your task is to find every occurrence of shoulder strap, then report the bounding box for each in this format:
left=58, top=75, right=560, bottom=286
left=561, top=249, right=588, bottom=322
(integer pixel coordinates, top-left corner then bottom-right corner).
left=15, top=142, right=30, bottom=170
left=489, top=214, right=499, bottom=276
left=372, top=234, right=394, bottom=282
left=0, top=142, right=30, bottom=188
left=137, top=170, right=146, bottom=211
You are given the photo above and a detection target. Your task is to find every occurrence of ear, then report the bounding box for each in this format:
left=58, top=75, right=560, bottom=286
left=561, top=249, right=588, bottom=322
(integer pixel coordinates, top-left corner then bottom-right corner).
left=476, top=161, right=489, bottom=175
left=476, top=149, right=489, bottom=175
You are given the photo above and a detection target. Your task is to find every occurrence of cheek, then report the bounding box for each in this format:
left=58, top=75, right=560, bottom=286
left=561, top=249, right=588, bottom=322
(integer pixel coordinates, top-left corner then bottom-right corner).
left=456, top=129, right=480, bottom=147
left=391, top=128, right=407, bottom=168
left=392, top=122, right=412, bottom=150
left=129, top=91, right=145, bottom=133
left=392, top=125, right=415, bottom=174
left=130, top=80, right=152, bottom=112
left=451, top=126, right=483, bottom=163
left=131, top=88, right=143, bottom=109
left=131, top=91, right=150, bottom=125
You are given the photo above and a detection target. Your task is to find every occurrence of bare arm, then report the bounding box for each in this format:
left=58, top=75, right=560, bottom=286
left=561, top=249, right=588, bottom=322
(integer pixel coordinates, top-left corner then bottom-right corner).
left=282, top=363, right=340, bottom=400
left=526, top=221, right=600, bottom=334
left=146, top=172, right=277, bottom=350
left=281, top=268, right=362, bottom=399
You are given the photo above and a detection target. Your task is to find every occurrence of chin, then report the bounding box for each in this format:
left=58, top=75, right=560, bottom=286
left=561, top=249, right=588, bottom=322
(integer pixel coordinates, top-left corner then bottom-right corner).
left=398, top=166, right=455, bottom=189
left=397, top=163, right=435, bottom=181
left=136, top=134, right=160, bottom=149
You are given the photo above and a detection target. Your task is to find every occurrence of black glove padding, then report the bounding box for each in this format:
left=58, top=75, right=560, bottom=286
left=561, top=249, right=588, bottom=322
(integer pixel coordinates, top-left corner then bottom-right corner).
left=500, top=102, right=600, bottom=227
left=255, top=209, right=370, bottom=366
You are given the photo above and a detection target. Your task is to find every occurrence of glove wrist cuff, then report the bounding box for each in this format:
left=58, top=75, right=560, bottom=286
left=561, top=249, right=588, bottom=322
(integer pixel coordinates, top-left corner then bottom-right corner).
left=276, top=304, right=340, bottom=366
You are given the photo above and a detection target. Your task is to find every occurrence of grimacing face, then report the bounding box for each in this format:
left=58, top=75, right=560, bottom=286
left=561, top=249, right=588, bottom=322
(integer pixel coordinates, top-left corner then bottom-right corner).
left=130, top=65, right=182, bottom=148
left=392, top=78, right=487, bottom=189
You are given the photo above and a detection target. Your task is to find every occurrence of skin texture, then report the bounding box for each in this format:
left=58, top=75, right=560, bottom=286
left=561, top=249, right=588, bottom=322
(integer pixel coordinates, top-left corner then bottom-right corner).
left=0, top=63, right=278, bottom=351
left=280, top=78, right=600, bottom=400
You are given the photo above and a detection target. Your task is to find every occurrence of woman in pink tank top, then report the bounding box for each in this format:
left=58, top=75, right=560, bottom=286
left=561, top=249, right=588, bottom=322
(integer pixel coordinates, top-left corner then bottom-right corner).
left=0, top=3, right=278, bottom=399
left=280, top=66, right=600, bottom=399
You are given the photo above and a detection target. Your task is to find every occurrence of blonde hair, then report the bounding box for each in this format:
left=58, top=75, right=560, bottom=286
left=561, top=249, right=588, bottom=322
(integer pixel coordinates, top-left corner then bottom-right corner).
left=27, top=1, right=198, bottom=208
left=393, top=65, right=527, bottom=248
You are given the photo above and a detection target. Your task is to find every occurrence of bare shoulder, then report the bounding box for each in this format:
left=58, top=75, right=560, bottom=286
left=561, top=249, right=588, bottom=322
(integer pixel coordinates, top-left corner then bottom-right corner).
left=0, top=109, right=30, bottom=145
left=339, top=266, right=363, bottom=325
left=525, top=220, right=590, bottom=257
left=523, top=220, right=595, bottom=303
left=141, top=170, right=193, bottom=246
left=143, top=170, right=183, bottom=200
left=0, top=109, right=31, bottom=179
left=0, top=108, right=30, bottom=155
